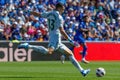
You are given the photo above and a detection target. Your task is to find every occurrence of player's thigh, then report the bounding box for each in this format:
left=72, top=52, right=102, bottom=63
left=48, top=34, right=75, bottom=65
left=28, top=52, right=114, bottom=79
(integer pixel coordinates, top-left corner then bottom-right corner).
left=58, top=44, right=73, bottom=56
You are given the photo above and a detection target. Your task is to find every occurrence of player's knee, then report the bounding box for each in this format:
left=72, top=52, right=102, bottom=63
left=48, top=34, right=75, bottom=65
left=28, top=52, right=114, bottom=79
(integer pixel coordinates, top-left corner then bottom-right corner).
left=83, top=46, right=87, bottom=50
left=48, top=50, right=54, bottom=54
left=48, top=48, right=54, bottom=54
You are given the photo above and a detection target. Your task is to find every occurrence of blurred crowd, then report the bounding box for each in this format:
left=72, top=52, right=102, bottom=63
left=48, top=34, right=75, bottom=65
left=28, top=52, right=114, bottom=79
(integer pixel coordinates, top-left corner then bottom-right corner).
left=0, top=0, right=120, bottom=41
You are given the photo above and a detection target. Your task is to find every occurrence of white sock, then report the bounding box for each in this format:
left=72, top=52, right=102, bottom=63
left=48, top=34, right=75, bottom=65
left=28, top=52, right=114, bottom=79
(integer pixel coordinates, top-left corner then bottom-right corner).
left=28, top=45, right=48, bottom=54
left=69, top=55, right=83, bottom=72
left=82, top=58, right=85, bottom=61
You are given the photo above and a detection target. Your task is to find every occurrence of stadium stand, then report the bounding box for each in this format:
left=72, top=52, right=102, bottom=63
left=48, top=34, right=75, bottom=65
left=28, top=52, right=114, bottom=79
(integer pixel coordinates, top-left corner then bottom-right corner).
left=0, top=0, right=120, bottom=41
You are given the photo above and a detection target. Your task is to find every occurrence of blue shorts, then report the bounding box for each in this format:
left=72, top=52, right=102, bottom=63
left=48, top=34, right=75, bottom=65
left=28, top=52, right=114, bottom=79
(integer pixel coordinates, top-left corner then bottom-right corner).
left=74, top=36, right=85, bottom=44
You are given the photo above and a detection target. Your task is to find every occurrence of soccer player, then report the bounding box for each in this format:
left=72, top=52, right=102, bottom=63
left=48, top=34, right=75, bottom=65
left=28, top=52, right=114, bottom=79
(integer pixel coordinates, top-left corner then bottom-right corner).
left=61, top=16, right=90, bottom=64
left=73, top=15, right=90, bottom=64
left=18, top=3, right=90, bottom=76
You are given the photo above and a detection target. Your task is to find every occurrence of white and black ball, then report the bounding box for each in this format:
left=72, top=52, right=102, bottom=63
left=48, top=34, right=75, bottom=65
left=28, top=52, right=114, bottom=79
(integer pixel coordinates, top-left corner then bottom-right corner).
left=96, top=67, right=106, bottom=77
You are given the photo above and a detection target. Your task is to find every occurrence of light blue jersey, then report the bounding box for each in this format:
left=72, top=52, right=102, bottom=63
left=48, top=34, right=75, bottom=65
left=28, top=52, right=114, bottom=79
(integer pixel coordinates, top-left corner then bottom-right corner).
left=41, top=10, right=65, bottom=50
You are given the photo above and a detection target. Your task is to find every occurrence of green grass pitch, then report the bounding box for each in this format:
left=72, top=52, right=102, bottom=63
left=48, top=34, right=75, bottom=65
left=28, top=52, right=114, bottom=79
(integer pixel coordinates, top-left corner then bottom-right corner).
left=0, top=61, right=119, bottom=80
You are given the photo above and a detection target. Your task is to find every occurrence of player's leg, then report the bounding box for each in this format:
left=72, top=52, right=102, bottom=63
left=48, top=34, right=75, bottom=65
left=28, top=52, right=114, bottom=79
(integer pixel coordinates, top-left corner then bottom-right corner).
left=58, top=44, right=90, bottom=76
left=18, top=43, right=49, bottom=54
left=60, top=46, right=74, bottom=64
left=76, top=37, right=89, bottom=64
left=80, top=43, right=89, bottom=64
left=60, top=55, right=65, bottom=64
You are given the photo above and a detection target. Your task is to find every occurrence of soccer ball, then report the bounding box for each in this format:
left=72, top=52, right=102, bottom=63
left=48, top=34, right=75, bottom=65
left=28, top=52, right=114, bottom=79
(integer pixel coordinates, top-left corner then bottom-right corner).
left=96, top=67, right=106, bottom=77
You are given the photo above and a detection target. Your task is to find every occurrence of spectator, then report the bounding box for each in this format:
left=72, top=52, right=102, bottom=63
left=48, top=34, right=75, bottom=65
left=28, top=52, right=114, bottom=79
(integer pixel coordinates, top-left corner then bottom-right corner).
left=11, top=22, right=22, bottom=40
left=31, top=17, right=40, bottom=29
left=36, top=30, right=43, bottom=42
left=3, top=23, right=11, bottom=40
left=27, top=23, right=36, bottom=36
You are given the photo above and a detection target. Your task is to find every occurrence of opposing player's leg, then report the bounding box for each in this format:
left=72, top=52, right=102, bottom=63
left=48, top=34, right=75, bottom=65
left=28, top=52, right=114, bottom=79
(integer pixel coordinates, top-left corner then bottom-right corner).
left=80, top=43, right=89, bottom=64
left=18, top=43, right=48, bottom=54
left=74, top=37, right=89, bottom=64
left=58, top=44, right=90, bottom=77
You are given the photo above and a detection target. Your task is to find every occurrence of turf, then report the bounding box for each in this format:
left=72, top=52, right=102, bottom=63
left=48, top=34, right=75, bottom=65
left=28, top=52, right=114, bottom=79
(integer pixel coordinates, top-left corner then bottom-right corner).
left=0, top=61, right=119, bottom=80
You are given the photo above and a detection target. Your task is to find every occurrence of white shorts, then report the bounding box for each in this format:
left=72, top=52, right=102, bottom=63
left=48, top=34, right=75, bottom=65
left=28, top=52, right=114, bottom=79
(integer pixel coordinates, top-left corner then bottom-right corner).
left=48, top=42, right=68, bottom=53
